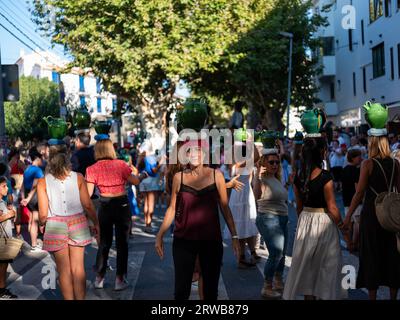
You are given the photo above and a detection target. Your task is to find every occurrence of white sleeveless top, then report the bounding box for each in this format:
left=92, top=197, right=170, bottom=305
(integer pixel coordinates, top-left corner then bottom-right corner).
left=45, top=172, right=84, bottom=217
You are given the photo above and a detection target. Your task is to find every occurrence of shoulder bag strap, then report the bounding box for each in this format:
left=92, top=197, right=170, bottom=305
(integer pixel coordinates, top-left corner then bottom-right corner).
left=388, top=159, right=396, bottom=193
left=0, top=222, right=9, bottom=239
left=370, top=158, right=390, bottom=196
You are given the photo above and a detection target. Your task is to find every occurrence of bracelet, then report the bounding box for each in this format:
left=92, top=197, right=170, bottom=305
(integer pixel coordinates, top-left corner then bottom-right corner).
left=232, top=235, right=239, bottom=240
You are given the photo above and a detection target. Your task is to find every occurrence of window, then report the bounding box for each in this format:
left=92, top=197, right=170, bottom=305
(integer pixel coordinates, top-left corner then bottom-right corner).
left=370, top=0, right=383, bottom=22
left=372, top=43, right=385, bottom=78
left=80, top=96, right=86, bottom=107
left=321, top=37, right=335, bottom=56
left=361, top=20, right=365, bottom=46
left=96, top=78, right=101, bottom=94
left=337, top=80, right=341, bottom=91
left=97, top=98, right=102, bottom=113
left=385, top=0, right=392, bottom=16
left=398, top=44, right=400, bottom=78
left=363, top=67, right=367, bottom=93
left=79, top=75, right=85, bottom=92
left=51, top=71, right=60, bottom=84
left=348, top=30, right=353, bottom=51
left=398, top=0, right=400, bottom=10
left=390, top=47, right=394, bottom=79
left=112, top=99, right=117, bottom=112
left=330, top=82, right=335, bottom=101
left=353, top=72, right=357, bottom=96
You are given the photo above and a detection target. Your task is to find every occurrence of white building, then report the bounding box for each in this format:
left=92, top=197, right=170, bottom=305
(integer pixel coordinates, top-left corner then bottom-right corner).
left=313, top=0, right=400, bottom=129
left=15, top=50, right=117, bottom=119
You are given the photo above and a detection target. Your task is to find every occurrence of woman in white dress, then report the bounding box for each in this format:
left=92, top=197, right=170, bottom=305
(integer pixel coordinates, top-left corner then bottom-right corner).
left=225, top=143, right=260, bottom=268
left=283, top=137, right=350, bottom=300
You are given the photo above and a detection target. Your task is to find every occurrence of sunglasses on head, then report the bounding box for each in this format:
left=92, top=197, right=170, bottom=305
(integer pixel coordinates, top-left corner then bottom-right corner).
left=267, top=160, right=280, bottom=165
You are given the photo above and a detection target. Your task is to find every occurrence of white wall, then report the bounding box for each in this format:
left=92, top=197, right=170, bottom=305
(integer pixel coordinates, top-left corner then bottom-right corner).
left=16, top=51, right=116, bottom=118
left=314, top=0, right=400, bottom=126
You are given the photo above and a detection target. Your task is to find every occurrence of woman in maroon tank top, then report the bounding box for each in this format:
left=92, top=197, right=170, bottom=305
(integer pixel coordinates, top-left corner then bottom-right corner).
left=155, top=139, right=240, bottom=300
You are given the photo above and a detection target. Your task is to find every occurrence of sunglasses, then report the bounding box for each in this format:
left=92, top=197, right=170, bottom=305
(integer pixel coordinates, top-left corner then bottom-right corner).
left=267, top=160, right=280, bottom=166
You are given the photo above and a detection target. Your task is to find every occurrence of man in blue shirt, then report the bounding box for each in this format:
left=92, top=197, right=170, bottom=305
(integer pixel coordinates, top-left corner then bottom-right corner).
left=21, top=148, right=44, bottom=252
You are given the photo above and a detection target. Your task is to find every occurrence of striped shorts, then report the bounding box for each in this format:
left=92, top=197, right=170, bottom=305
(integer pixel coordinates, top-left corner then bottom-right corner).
left=43, top=213, right=92, bottom=252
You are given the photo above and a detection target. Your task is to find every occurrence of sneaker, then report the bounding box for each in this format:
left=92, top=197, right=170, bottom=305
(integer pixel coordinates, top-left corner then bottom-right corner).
left=261, top=281, right=281, bottom=299
left=114, top=277, right=129, bottom=291
left=16, top=234, right=24, bottom=241
left=30, top=246, right=43, bottom=253
left=0, top=288, right=18, bottom=299
left=94, top=276, right=104, bottom=289
left=274, top=275, right=285, bottom=291
left=144, top=226, right=155, bottom=234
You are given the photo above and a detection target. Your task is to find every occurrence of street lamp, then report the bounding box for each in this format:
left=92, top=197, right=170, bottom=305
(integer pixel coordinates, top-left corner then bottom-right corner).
left=279, top=31, right=293, bottom=138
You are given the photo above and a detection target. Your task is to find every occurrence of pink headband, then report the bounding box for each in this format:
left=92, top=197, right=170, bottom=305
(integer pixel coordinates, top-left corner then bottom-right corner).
left=182, top=139, right=209, bottom=151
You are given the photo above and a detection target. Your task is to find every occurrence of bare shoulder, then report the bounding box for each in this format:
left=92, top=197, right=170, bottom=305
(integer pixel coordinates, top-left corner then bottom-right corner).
left=361, top=159, right=373, bottom=170
left=173, top=171, right=183, bottom=184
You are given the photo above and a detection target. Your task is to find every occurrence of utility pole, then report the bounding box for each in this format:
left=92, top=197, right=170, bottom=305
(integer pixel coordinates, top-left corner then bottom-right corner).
left=0, top=44, right=7, bottom=164
left=279, top=31, right=293, bottom=138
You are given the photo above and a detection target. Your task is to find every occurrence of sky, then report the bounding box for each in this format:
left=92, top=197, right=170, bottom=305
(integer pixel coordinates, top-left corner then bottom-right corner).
left=0, top=0, right=190, bottom=97
left=0, top=0, right=68, bottom=64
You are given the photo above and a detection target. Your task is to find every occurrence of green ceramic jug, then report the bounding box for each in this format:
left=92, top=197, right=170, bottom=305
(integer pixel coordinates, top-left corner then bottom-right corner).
left=73, top=106, right=91, bottom=129
left=363, top=101, right=388, bottom=129
left=43, top=116, right=71, bottom=139
left=176, top=98, right=208, bottom=132
left=93, top=120, right=112, bottom=135
left=300, top=108, right=326, bottom=134
left=234, top=128, right=248, bottom=142
left=254, top=130, right=263, bottom=143
left=261, top=130, right=278, bottom=149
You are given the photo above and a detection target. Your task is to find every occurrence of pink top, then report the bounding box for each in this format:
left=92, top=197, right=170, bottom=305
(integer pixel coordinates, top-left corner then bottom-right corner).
left=85, top=159, right=132, bottom=194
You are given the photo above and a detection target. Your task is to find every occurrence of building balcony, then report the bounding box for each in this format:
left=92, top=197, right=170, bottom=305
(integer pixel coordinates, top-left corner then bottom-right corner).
left=323, top=102, right=338, bottom=116
left=319, top=56, right=336, bottom=78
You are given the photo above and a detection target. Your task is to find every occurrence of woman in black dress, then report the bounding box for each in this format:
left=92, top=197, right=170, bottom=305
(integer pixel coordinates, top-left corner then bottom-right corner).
left=344, top=136, right=400, bottom=300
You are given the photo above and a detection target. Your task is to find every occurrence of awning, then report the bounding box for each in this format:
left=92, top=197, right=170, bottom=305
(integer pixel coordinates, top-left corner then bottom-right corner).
left=339, top=108, right=361, bottom=127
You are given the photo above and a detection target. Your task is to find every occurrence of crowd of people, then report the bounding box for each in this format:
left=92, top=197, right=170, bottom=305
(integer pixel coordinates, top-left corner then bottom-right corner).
left=0, top=120, right=400, bottom=301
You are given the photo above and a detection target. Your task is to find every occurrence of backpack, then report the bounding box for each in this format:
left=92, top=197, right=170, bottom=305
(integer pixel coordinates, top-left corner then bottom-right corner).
left=370, top=158, right=400, bottom=253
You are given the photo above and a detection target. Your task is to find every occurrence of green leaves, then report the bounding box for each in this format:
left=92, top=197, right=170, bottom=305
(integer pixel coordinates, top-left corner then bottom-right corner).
left=31, top=0, right=325, bottom=131
left=5, top=76, right=60, bottom=142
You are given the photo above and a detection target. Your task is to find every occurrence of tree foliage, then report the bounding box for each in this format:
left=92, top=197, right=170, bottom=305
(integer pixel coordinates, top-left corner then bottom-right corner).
left=190, top=0, right=328, bottom=130
left=5, top=76, right=60, bottom=142
left=31, top=0, right=326, bottom=131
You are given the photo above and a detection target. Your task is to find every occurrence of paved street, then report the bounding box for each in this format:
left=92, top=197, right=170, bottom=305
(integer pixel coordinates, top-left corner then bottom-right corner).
left=5, top=196, right=398, bottom=300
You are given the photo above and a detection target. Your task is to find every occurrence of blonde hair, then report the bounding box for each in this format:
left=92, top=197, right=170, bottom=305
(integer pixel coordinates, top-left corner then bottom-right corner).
left=260, top=153, right=281, bottom=182
left=94, top=139, right=117, bottom=161
left=368, top=136, right=391, bottom=159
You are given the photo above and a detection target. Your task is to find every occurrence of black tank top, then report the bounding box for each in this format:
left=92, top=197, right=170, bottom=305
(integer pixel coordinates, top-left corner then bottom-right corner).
left=295, top=170, right=333, bottom=208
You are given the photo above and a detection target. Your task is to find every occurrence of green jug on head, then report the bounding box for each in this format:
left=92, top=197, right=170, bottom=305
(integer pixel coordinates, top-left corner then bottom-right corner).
left=43, top=116, right=71, bottom=140
left=300, top=108, right=326, bottom=136
left=363, top=101, right=388, bottom=129
left=73, top=106, right=92, bottom=130
left=234, top=128, right=248, bottom=142
left=176, top=97, right=208, bottom=132
left=261, top=130, right=278, bottom=149
left=93, top=120, right=112, bottom=135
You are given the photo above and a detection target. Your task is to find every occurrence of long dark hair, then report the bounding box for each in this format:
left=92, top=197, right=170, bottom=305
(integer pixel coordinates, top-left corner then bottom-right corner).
left=298, top=137, right=327, bottom=202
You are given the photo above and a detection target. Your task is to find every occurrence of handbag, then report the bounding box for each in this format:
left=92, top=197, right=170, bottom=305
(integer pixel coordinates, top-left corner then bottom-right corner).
left=370, top=158, right=400, bottom=253
left=0, top=222, right=24, bottom=261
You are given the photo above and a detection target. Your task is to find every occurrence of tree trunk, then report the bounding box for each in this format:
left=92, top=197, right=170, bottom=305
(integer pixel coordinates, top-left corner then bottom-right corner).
left=246, top=101, right=259, bottom=129
left=262, top=107, right=285, bottom=131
